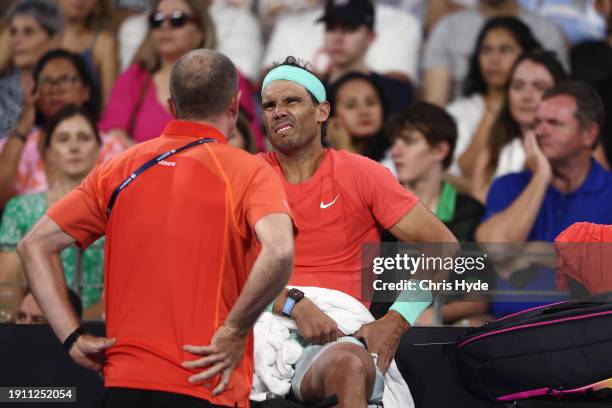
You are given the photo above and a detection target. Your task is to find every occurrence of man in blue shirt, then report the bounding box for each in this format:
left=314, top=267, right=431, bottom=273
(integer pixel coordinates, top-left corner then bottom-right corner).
left=477, top=81, right=612, bottom=243
left=476, top=81, right=612, bottom=316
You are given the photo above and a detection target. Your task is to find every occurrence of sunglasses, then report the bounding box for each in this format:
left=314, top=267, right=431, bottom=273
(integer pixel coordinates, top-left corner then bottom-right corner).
left=149, top=10, right=199, bottom=29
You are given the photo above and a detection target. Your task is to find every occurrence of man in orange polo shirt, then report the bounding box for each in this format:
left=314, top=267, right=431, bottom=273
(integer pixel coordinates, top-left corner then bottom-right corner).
left=260, top=57, right=457, bottom=407
left=17, top=50, right=294, bottom=408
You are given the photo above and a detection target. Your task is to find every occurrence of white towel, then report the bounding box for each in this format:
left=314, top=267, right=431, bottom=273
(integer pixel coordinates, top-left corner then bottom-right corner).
left=251, top=286, right=414, bottom=408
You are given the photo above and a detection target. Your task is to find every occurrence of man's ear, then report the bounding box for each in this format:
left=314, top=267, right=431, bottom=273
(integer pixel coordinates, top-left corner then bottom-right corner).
left=167, top=98, right=178, bottom=119
left=230, top=90, right=242, bottom=116
left=433, top=141, right=451, bottom=164
left=583, top=122, right=599, bottom=149
left=318, top=101, right=331, bottom=123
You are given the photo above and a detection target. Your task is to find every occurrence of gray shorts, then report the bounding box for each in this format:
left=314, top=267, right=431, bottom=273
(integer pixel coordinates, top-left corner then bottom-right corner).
left=291, top=336, right=385, bottom=403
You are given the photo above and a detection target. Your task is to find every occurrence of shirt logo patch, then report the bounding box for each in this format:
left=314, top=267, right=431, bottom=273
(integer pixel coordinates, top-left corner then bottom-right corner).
left=159, top=160, right=176, bottom=167
left=320, top=194, right=340, bottom=209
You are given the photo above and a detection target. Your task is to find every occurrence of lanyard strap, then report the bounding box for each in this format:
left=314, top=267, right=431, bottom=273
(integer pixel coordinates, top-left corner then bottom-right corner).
left=106, top=137, right=217, bottom=216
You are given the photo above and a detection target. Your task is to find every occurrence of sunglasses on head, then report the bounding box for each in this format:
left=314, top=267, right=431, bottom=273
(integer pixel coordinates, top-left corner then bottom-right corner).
left=148, top=10, right=199, bottom=29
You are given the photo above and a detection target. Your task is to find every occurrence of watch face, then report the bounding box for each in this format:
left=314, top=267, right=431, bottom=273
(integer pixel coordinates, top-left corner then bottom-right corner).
left=288, top=288, right=304, bottom=301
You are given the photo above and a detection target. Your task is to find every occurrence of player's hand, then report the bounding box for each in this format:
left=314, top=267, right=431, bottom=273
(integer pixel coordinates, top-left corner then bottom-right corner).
left=353, top=310, right=409, bottom=375
left=183, top=324, right=247, bottom=396
left=292, top=297, right=344, bottom=345
left=68, top=333, right=116, bottom=373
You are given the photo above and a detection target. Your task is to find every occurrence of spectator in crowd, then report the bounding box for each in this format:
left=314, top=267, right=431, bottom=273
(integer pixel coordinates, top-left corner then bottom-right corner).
left=105, top=0, right=265, bottom=151
left=0, top=0, right=63, bottom=138
left=0, top=105, right=105, bottom=321
left=388, top=102, right=488, bottom=326
left=318, top=0, right=414, bottom=114
left=16, top=287, right=82, bottom=324
left=116, top=0, right=263, bottom=84
left=470, top=51, right=568, bottom=202
left=0, top=49, right=124, bottom=210
left=477, top=81, right=612, bottom=317
left=57, top=0, right=118, bottom=108
left=446, top=17, right=541, bottom=191
left=422, top=0, right=567, bottom=106
left=228, top=108, right=258, bottom=153
left=326, top=72, right=390, bottom=163
left=100, top=0, right=216, bottom=145
left=262, top=0, right=422, bottom=86
left=476, top=81, right=612, bottom=242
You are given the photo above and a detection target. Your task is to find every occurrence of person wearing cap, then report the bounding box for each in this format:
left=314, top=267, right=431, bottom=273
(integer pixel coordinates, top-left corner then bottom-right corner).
left=259, top=57, right=457, bottom=407
left=319, top=0, right=414, bottom=115
left=17, top=49, right=294, bottom=407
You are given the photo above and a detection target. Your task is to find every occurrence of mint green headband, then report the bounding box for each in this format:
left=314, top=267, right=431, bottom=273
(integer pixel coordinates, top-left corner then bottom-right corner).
left=261, top=65, right=326, bottom=103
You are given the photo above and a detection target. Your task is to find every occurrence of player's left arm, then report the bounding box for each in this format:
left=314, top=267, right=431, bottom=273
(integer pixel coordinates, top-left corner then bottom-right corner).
left=355, top=203, right=458, bottom=374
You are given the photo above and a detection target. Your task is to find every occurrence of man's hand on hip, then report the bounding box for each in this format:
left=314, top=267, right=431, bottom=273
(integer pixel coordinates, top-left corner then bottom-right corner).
left=353, top=310, right=409, bottom=375
left=69, top=334, right=116, bottom=373
left=292, top=297, right=344, bottom=345
left=183, top=324, right=247, bottom=396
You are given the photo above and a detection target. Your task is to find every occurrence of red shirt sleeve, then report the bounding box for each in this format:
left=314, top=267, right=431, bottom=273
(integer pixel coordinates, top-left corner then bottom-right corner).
left=355, top=156, right=419, bottom=229
left=46, top=165, right=108, bottom=249
left=243, top=159, right=292, bottom=229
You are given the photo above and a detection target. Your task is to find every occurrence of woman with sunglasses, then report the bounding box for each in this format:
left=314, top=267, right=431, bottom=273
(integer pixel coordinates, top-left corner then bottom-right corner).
left=0, top=105, right=104, bottom=322
left=0, top=49, right=124, bottom=209
left=56, top=0, right=117, bottom=108
left=99, top=0, right=216, bottom=145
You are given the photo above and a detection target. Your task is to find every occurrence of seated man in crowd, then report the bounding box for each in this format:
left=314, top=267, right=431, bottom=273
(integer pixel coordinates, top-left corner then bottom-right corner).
left=476, top=81, right=612, bottom=316
left=260, top=57, right=457, bottom=407
left=16, top=288, right=82, bottom=325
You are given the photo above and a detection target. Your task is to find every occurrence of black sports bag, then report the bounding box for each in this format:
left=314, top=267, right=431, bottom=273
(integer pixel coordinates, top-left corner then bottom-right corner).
left=452, top=292, right=612, bottom=403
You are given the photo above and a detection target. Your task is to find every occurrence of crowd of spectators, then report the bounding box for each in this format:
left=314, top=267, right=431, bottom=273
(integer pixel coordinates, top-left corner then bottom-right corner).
left=1, top=0, right=612, bottom=325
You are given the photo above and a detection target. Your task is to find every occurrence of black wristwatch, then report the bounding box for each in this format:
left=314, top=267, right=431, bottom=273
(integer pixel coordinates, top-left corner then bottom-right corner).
left=282, top=288, right=305, bottom=317
left=63, top=327, right=86, bottom=352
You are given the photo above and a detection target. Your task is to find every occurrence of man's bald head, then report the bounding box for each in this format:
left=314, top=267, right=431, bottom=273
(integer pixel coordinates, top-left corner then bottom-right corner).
left=170, top=49, right=238, bottom=120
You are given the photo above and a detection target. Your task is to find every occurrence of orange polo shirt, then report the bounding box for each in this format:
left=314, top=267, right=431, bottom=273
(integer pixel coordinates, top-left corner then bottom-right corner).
left=48, top=120, right=291, bottom=407
left=261, top=149, right=418, bottom=303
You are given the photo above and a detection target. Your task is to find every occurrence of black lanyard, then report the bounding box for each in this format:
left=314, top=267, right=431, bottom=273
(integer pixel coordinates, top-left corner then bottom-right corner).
left=106, top=137, right=217, bottom=216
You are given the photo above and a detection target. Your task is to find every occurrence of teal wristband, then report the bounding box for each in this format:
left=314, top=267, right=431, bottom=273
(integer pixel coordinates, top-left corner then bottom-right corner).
left=389, top=280, right=433, bottom=327
left=264, top=302, right=273, bottom=313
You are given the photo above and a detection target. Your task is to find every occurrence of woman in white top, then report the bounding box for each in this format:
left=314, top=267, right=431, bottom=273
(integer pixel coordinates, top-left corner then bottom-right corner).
left=471, top=51, right=568, bottom=203
left=446, top=16, right=541, bottom=190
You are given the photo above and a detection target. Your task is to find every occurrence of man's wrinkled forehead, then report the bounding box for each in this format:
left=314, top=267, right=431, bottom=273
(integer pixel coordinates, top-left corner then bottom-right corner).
left=538, top=94, right=577, bottom=120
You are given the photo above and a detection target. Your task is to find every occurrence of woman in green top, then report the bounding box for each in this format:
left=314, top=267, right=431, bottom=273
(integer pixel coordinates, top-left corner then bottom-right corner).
left=0, top=105, right=104, bottom=321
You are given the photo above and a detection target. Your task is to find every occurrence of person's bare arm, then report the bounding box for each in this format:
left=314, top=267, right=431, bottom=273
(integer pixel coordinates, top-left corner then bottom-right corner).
left=458, top=109, right=498, bottom=178
left=183, top=212, right=293, bottom=395
left=421, top=67, right=452, bottom=106
left=476, top=132, right=551, bottom=243
left=470, top=148, right=493, bottom=204
left=17, top=216, right=82, bottom=338
left=94, top=31, right=118, bottom=109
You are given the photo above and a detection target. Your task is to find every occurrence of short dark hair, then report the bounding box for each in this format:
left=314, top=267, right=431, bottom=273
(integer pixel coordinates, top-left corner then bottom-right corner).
left=542, top=81, right=604, bottom=135
left=272, top=56, right=328, bottom=138
left=464, top=16, right=542, bottom=96
left=33, top=49, right=99, bottom=125
left=170, top=49, right=238, bottom=120
left=387, top=102, right=458, bottom=169
left=44, top=105, right=101, bottom=149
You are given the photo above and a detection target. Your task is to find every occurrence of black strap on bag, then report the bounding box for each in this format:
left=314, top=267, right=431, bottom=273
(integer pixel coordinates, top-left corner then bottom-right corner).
left=106, top=137, right=216, bottom=216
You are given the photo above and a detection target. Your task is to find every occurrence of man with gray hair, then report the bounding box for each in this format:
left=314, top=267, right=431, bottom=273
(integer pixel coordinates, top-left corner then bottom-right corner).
left=18, top=49, right=294, bottom=408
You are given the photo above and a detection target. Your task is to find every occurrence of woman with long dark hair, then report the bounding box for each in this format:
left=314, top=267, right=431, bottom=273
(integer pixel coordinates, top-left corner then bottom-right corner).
left=446, top=16, right=541, bottom=190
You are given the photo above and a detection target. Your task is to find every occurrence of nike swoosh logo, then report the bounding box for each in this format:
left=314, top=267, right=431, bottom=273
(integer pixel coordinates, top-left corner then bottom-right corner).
left=320, top=194, right=340, bottom=209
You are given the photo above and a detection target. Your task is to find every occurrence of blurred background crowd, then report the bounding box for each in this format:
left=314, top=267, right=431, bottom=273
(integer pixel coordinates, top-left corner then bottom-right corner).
left=1, top=0, right=612, bottom=326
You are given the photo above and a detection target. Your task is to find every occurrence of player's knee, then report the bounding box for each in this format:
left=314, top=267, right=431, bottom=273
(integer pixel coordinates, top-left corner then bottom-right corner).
left=325, top=347, right=370, bottom=383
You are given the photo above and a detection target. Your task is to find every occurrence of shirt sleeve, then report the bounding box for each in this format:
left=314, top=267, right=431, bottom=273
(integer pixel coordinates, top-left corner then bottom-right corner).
left=98, top=64, right=147, bottom=133
left=482, top=174, right=526, bottom=222
left=46, top=165, right=108, bottom=249
left=243, top=160, right=292, bottom=230
left=356, top=157, right=419, bottom=229
left=421, top=15, right=452, bottom=70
